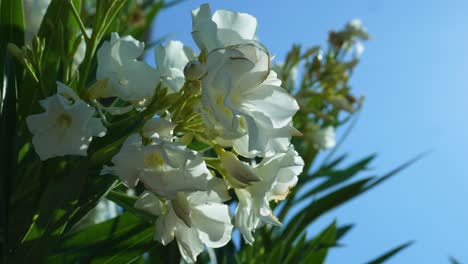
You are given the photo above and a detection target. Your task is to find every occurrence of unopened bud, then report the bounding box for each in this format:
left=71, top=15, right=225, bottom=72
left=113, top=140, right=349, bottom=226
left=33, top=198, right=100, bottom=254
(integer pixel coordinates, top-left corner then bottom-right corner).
left=215, top=146, right=261, bottom=188
left=7, top=43, right=25, bottom=63
left=328, top=94, right=354, bottom=112
left=184, top=60, right=206, bottom=81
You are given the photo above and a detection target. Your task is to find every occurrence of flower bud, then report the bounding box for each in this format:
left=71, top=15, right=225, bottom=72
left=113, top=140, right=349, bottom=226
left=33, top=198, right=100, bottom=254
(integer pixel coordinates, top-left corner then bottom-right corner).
left=184, top=60, right=206, bottom=81
left=215, top=146, right=261, bottom=188
left=308, top=125, right=336, bottom=150
left=328, top=94, right=355, bottom=112
left=7, top=43, right=25, bottom=63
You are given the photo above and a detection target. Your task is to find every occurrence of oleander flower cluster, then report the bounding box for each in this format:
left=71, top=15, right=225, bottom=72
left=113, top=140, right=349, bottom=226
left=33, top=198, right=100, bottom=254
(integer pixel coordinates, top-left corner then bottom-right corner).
left=25, top=4, right=306, bottom=262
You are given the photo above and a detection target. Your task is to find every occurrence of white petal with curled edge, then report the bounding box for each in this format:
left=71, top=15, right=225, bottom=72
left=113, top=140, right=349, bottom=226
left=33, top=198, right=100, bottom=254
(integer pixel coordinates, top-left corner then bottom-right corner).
left=142, top=117, right=177, bottom=138
left=191, top=203, right=233, bottom=248
left=174, top=223, right=204, bottom=263
left=191, top=4, right=219, bottom=52
left=188, top=176, right=231, bottom=204
left=191, top=4, right=258, bottom=51
left=96, top=33, right=159, bottom=104
left=114, top=33, right=145, bottom=63
left=155, top=41, right=197, bottom=92
left=240, top=73, right=299, bottom=129
left=118, top=60, right=160, bottom=103
left=155, top=41, right=197, bottom=76
left=212, top=9, right=257, bottom=45
left=154, top=206, right=177, bottom=245
left=134, top=191, right=164, bottom=216
left=101, top=134, right=144, bottom=187
left=234, top=189, right=256, bottom=244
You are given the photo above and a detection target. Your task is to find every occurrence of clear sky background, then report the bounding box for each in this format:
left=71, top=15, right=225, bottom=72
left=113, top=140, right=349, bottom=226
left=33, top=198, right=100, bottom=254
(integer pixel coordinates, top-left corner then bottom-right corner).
left=149, top=0, right=468, bottom=262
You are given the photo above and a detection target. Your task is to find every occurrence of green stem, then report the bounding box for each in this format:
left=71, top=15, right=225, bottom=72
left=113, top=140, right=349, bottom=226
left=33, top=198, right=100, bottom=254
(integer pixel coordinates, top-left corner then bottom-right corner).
left=76, top=1, right=104, bottom=97
left=68, top=0, right=90, bottom=43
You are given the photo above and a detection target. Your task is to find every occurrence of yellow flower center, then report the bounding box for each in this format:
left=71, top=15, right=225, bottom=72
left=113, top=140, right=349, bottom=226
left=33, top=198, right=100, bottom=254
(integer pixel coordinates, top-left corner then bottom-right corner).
left=215, top=95, right=231, bottom=115
left=56, top=113, right=72, bottom=128
left=216, top=95, right=223, bottom=105
left=144, top=152, right=165, bottom=167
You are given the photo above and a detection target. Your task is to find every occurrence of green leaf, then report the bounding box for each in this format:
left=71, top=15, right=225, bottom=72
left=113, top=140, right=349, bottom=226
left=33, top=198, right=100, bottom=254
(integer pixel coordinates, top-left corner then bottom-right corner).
left=0, top=0, right=24, bottom=45
left=283, top=153, right=425, bottom=241
left=63, top=176, right=118, bottom=234
left=449, top=256, right=462, bottom=264
left=297, top=221, right=337, bottom=264
left=36, top=0, right=81, bottom=93
left=365, top=241, right=413, bottom=264
left=11, top=160, right=94, bottom=263
left=0, top=1, right=24, bottom=261
left=283, top=177, right=373, bottom=240
left=49, top=212, right=157, bottom=263
left=335, top=224, right=354, bottom=242
left=281, top=221, right=337, bottom=263
left=188, top=140, right=212, bottom=152
left=297, top=154, right=376, bottom=198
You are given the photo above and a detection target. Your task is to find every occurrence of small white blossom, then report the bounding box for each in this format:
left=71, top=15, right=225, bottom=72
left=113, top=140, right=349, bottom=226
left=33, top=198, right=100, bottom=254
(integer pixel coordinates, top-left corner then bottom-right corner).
left=310, top=126, right=336, bottom=150
left=26, top=82, right=106, bottom=160
left=155, top=41, right=197, bottom=92
left=97, top=33, right=160, bottom=105
left=235, top=146, right=304, bottom=244
left=192, top=4, right=258, bottom=52
left=135, top=178, right=232, bottom=263
left=347, top=19, right=364, bottom=32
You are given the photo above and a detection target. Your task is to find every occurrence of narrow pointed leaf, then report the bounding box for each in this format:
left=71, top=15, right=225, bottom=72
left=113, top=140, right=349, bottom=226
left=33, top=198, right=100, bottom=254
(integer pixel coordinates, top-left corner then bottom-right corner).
left=366, top=241, right=414, bottom=264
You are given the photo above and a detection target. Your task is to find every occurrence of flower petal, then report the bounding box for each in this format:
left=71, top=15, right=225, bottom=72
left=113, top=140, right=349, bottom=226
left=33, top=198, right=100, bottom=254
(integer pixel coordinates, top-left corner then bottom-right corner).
left=191, top=203, right=233, bottom=248
left=174, top=223, right=204, bottom=263
left=134, top=191, right=164, bottom=216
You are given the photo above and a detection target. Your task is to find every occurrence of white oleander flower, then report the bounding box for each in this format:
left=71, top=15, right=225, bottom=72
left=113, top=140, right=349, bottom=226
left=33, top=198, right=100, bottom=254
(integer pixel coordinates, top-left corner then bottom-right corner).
left=201, top=43, right=299, bottom=157
left=155, top=41, right=197, bottom=92
left=26, top=82, right=106, bottom=160
left=139, top=139, right=212, bottom=199
left=103, top=132, right=212, bottom=199
left=191, top=4, right=257, bottom=52
left=310, top=125, right=336, bottom=150
left=346, top=19, right=368, bottom=57
left=235, top=146, right=304, bottom=244
left=135, top=178, right=232, bottom=263
left=96, top=32, right=160, bottom=106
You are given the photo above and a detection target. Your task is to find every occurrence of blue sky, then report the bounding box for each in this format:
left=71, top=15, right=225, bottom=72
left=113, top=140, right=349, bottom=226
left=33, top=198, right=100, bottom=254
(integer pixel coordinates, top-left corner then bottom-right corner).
left=150, top=0, right=468, bottom=262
